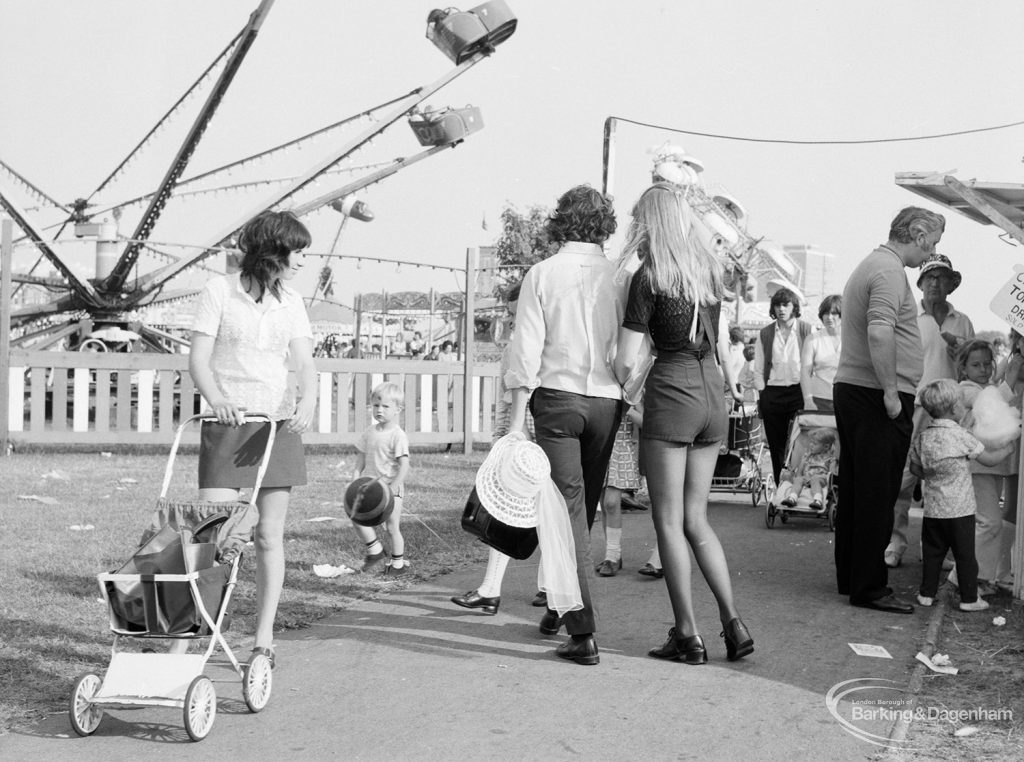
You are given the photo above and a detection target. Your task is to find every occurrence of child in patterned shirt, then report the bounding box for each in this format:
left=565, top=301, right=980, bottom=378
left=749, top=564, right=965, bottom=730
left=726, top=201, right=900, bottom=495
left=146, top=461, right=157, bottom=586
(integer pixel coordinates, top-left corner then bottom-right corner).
left=911, top=379, right=1013, bottom=611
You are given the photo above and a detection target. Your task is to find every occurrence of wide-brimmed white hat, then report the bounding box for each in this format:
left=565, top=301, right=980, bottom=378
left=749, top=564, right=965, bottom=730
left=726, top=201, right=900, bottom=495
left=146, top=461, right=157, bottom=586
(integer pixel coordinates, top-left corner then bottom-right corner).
left=475, top=433, right=548, bottom=528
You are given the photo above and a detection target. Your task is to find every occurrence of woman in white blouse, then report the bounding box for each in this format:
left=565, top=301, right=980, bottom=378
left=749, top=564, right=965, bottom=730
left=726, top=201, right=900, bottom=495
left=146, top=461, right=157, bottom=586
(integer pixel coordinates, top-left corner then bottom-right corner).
left=800, top=294, right=842, bottom=411
left=190, top=210, right=318, bottom=668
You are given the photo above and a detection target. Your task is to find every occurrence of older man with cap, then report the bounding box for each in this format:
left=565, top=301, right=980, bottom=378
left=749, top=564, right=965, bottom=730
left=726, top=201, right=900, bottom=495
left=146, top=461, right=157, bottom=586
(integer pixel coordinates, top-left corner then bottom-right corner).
left=884, top=253, right=975, bottom=568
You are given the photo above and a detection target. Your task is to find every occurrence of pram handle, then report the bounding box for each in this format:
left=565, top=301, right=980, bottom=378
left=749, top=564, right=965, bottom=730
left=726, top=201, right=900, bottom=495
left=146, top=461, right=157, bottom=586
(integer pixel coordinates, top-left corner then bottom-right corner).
left=159, top=413, right=277, bottom=505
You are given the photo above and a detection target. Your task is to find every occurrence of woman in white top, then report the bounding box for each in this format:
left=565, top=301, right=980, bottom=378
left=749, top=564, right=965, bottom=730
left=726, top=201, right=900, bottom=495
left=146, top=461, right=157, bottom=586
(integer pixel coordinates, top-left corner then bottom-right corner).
left=190, top=210, right=317, bottom=668
left=800, top=294, right=842, bottom=411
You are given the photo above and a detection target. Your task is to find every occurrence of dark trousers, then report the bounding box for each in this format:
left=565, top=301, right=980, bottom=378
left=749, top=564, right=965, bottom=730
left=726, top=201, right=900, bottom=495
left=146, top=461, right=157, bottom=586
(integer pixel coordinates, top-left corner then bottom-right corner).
left=759, top=384, right=803, bottom=483
left=921, top=515, right=979, bottom=602
left=833, top=382, right=914, bottom=602
left=530, top=388, right=621, bottom=635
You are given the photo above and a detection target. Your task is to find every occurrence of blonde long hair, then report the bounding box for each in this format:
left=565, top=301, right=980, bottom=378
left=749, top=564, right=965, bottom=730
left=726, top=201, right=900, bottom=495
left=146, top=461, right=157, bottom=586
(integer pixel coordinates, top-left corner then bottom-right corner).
left=619, top=183, right=724, bottom=305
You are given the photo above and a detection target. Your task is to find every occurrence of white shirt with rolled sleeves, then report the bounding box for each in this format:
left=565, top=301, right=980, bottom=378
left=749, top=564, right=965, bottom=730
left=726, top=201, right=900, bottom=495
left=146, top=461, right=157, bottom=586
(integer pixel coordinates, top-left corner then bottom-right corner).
left=191, top=273, right=313, bottom=420
left=917, top=301, right=974, bottom=388
left=504, top=242, right=623, bottom=400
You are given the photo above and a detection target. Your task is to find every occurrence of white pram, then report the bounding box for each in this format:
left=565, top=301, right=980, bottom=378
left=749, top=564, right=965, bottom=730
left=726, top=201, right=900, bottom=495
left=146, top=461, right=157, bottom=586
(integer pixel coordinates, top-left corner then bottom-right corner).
left=70, top=414, right=275, bottom=741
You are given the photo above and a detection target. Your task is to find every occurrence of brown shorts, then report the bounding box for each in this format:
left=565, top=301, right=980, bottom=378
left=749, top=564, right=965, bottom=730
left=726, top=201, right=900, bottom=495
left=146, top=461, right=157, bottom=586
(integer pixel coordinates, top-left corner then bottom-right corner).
left=641, top=352, right=727, bottom=446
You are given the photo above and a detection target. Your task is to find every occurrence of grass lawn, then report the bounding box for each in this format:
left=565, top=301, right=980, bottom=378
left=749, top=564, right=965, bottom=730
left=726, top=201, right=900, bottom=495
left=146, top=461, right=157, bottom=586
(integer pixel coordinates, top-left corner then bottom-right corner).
left=0, top=447, right=487, bottom=733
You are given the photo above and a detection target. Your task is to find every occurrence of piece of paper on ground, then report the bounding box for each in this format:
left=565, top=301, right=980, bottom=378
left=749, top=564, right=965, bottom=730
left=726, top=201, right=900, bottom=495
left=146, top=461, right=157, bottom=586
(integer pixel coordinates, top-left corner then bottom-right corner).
left=313, top=564, right=356, bottom=578
left=848, top=643, right=893, bottom=659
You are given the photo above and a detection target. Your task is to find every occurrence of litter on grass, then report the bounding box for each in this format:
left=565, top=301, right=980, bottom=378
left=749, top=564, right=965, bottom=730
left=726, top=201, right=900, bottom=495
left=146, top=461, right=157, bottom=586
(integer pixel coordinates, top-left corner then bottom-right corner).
left=117, top=477, right=138, bottom=484
left=916, top=651, right=958, bottom=675
left=18, top=494, right=59, bottom=505
left=307, top=516, right=344, bottom=522
left=954, top=726, right=979, bottom=737
left=993, top=616, right=1006, bottom=626
left=41, top=470, right=70, bottom=481
left=68, top=524, right=96, bottom=531
left=313, top=564, right=355, bottom=578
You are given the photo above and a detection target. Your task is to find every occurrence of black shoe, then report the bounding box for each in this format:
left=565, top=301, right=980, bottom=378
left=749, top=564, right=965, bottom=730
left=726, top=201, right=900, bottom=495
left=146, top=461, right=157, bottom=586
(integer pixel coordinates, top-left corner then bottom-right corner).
left=638, top=563, right=664, bottom=579
left=621, top=492, right=648, bottom=511
left=539, top=608, right=563, bottom=635
left=720, top=618, right=754, bottom=662
left=648, top=627, right=708, bottom=665
left=555, top=635, right=599, bottom=666
left=851, top=594, right=914, bottom=614
left=450, top=590, right=500, bottom=615
left=531, top=591, right=547, bottom=607
left=595, top=558, right=622, bottom=577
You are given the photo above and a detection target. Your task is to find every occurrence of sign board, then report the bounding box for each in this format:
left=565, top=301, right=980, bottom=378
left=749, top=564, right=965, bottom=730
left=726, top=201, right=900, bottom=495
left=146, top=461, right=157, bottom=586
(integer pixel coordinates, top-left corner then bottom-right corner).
left=989, top=265, right=1024, bottom=333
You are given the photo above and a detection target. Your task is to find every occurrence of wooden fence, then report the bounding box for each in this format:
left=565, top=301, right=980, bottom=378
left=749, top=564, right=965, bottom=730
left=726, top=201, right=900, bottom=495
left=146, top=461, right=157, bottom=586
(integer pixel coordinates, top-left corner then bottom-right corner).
left=5, top=350, right=501, bottom=448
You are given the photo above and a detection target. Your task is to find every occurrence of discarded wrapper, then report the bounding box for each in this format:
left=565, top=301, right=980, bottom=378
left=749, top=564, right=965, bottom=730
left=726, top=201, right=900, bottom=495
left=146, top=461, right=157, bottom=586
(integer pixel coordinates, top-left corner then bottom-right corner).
left=916, top=651, right=958, bottom=675
left=313, top=563, right=356, bottom=578
left=848, top=643, right=892, bottom=659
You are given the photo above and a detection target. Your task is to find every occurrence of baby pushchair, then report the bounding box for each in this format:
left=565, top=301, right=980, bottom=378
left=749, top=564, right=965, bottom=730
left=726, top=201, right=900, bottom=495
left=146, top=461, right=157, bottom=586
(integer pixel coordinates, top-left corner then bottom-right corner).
left=70, top=414, right=274, bottom=742
left=711, top=401, right=767, bottom=506
left=764, top=410, right=838, bottom=530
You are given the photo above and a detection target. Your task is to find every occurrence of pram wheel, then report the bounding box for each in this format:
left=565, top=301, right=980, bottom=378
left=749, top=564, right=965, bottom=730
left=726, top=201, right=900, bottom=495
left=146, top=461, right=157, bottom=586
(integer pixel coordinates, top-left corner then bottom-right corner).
left=750, top=473, right=764, bottom=507
left=243, top=651, right=273, bottom=713
left=69, top=672, right=104, bottom=736
left=764, top=501, right=776, bottom=529
left=183, top=675, right=217, bottom=741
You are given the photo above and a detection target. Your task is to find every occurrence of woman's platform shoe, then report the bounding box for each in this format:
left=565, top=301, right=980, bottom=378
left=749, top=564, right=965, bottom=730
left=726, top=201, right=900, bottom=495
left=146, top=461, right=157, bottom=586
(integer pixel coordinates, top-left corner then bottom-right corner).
left=721, top=618, right=754, bottom=661
left=450, top=590, right=500, bottom=615
left=648, top=628, right=707, bottom=665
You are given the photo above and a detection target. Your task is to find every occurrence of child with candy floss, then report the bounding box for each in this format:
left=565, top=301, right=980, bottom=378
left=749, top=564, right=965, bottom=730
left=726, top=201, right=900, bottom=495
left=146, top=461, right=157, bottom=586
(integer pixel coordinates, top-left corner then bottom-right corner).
left=948, top=339, right=1022, bottom=595
left=911, top=378, right=1014, bottom=611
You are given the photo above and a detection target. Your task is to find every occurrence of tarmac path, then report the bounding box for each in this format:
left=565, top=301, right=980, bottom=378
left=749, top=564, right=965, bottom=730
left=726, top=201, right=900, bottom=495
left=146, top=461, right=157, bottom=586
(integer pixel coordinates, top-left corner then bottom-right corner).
left=1, top=495, right=936, bottom=761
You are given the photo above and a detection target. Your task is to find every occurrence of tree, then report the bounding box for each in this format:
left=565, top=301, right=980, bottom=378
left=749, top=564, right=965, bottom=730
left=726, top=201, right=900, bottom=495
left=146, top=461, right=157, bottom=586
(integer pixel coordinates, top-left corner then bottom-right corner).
left=491, top=203, right=559, bottom=297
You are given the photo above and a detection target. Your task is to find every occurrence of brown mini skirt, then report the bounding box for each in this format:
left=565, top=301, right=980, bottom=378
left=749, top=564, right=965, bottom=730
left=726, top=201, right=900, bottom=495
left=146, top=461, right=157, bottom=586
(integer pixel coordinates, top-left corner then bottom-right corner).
left=199, top=420, right=307, bottom=490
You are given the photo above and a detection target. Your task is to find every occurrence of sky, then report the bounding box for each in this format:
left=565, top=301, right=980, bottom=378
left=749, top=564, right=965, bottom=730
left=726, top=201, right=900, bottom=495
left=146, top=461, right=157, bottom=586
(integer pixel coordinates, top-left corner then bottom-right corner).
left=2, top=0, right=1023, bottom=331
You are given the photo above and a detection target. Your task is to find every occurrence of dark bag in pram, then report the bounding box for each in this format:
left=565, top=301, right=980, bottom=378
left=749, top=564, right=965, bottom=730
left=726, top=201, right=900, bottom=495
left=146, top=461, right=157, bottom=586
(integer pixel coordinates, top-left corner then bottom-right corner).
left=105, top=514, right=232, bottom=635
left=461, top=487, right=539, bottom=560
left=714, top=452, right=743, bottom=479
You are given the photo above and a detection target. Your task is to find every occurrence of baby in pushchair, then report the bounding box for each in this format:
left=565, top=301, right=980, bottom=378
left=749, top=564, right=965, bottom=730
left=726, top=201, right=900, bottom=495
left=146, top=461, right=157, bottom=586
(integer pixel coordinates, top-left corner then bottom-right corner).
left=776, top=426, right=836, bottom=510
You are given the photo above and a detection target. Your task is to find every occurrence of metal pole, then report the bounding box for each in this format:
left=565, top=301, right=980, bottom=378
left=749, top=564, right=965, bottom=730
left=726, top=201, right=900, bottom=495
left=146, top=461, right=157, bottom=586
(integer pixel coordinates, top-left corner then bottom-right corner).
left=463, top=247, right=477, bottom=455
left=1, top=219, right=13, bottom=454
left=601, top=117, right=618, bottom=197
left=353, top=293, right=363, bottom=359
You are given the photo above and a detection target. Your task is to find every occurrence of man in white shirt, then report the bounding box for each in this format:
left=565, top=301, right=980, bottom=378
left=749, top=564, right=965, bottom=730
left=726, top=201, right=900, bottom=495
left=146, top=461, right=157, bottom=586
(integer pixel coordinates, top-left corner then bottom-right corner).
left=885, top=253, right=974, bottom=568
left=507, top=185, right=623, bottom=666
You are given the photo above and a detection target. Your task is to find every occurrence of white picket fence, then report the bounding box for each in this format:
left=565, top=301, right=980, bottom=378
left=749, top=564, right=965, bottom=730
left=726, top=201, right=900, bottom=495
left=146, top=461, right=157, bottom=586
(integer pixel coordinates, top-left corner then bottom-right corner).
left=6, top=350, right=500, bottom=447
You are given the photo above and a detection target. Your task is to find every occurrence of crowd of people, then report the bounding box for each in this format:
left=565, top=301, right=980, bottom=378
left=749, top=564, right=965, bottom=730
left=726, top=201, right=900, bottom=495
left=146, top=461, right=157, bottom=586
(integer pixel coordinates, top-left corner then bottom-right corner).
left=188, top=191, right=1020, bottom=673
left=316, top=333, right=457, bottom=361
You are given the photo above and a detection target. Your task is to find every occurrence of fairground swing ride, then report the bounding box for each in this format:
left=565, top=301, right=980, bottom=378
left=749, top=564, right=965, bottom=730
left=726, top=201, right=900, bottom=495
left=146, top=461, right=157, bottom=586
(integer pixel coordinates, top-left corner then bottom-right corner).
left=601, top=119, right=804, bottom=323
left=0, top=1, right=518, bottom=354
